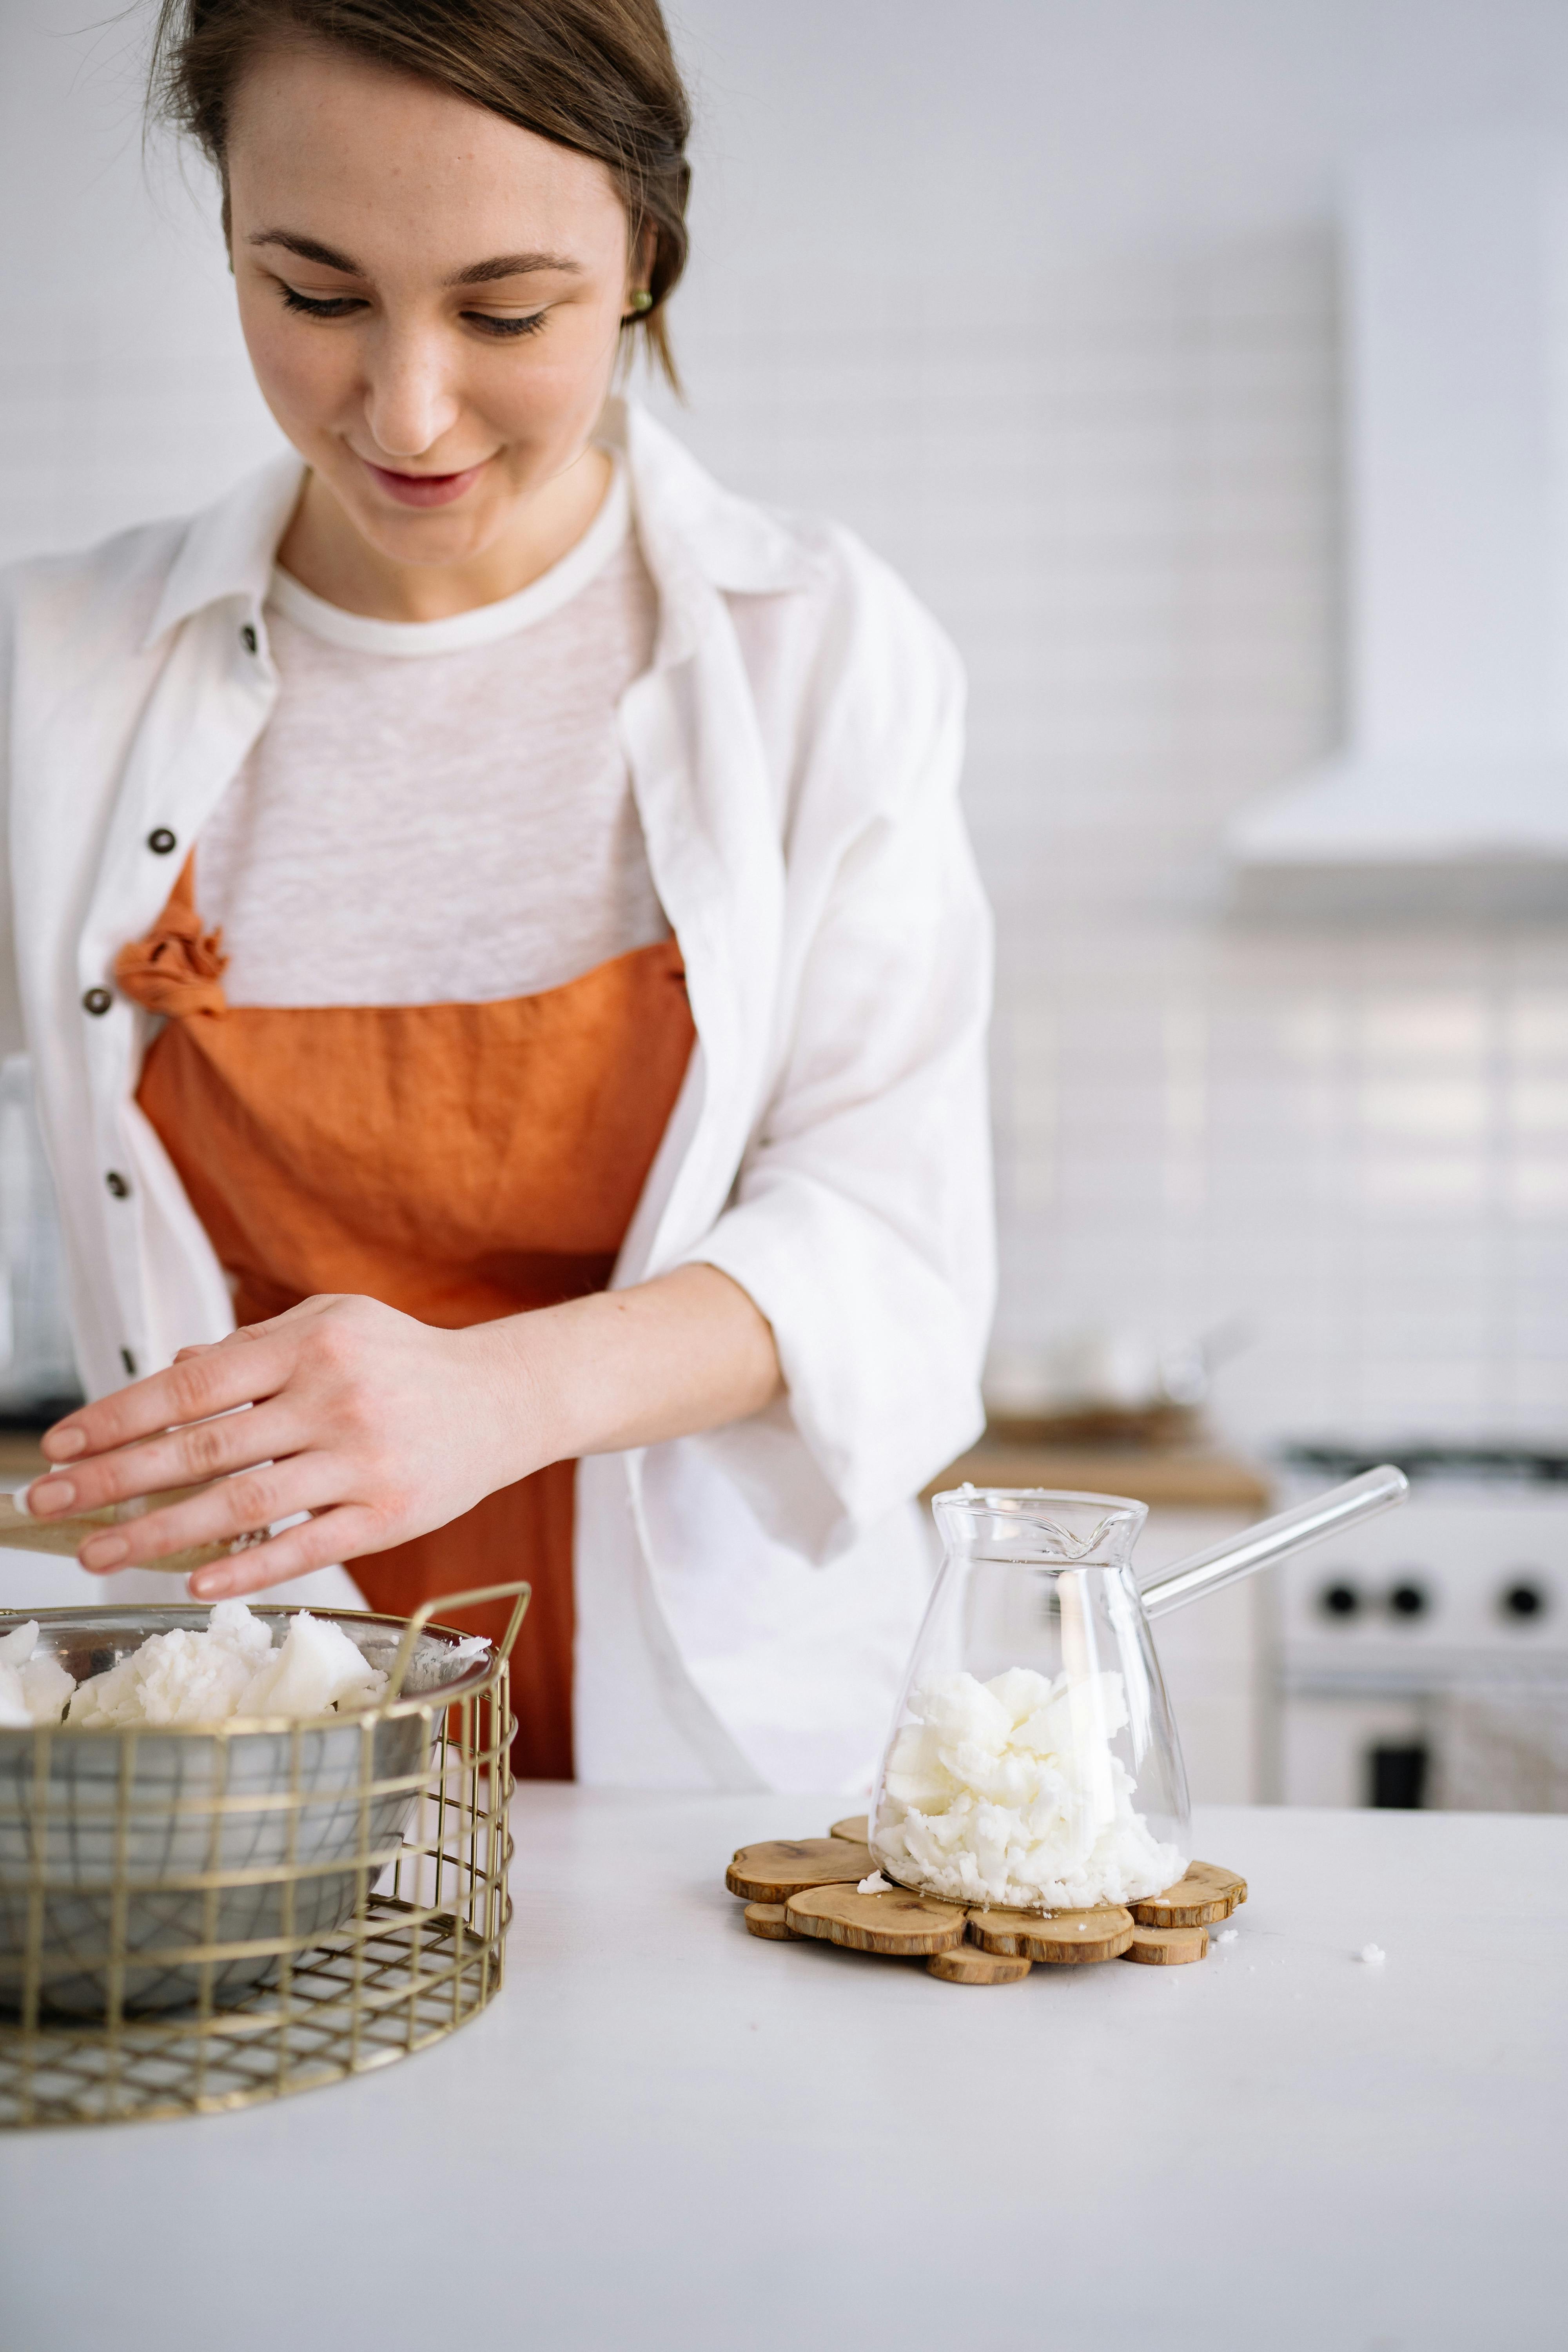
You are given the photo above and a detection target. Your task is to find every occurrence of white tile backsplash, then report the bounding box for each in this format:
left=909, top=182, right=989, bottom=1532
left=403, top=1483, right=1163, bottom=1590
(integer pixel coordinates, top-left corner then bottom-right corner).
left=662, top=234, right=1567, bottom=1452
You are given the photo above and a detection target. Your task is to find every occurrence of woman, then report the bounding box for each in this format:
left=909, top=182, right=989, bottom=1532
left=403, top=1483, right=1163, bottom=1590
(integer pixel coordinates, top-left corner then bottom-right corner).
left=0, top=0, right=993, bottom=1791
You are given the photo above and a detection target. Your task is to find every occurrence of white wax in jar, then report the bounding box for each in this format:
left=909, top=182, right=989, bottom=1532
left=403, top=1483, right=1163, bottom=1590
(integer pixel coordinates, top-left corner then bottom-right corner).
left=872, top=1664, right=1185, bottom=1910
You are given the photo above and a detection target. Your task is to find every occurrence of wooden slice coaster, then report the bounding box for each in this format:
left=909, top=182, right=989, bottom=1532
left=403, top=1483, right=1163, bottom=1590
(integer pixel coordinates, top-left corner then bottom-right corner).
left=1189, top=1859, right=1247, bottom=1907
left=1130, top=1876, right=1231, bottom=1928
left=1122, top=1923, right=1209, bottom=1965
left=1130, top=1860, right=1247, bottom=1927
left=967, top=1905, right=1134, bottom=1964
left=927, top=1947, right=1032, bottom=1986
left=786, top=1883, right=969, bottom=1955
left=726, top=1840, right=874, bottom=1902
left=743, top=1903, right=795, bottom=1942
left=829, top=1815, right=870, bottom=1843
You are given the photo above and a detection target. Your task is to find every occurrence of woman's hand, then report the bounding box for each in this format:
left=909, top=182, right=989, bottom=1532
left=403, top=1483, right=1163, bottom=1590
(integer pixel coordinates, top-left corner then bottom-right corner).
left=24, top=1295, right=533, bottom=1597
left=22, top=1269, right=780, bottom=1599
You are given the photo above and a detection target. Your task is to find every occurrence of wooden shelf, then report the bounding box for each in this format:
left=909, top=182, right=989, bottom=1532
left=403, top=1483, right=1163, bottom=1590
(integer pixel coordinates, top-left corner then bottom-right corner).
left=0, top=1433, right=45, bottom=1485
left=924, top=1440, right=1272, bottom=1513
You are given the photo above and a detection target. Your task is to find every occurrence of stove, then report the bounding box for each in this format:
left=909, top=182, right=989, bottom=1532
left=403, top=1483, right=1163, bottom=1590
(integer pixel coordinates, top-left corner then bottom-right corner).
left=1269, top=1446, right=1568, bottom=1811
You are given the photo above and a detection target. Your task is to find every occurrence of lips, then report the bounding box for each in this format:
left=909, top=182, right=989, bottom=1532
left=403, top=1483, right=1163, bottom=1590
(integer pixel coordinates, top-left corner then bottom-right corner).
left=360, top=457, right=487, bottom=509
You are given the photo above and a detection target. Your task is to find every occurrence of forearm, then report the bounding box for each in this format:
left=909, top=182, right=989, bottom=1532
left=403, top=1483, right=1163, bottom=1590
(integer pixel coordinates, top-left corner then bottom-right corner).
left=23, top=1266, right=783, bottom=1595
left=482, top=1263, right=782, bottom=1476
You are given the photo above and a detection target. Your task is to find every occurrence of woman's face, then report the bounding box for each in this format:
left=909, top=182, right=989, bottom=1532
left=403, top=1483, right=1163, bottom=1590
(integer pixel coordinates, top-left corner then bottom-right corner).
left=226, top=41, right=641, bottom=572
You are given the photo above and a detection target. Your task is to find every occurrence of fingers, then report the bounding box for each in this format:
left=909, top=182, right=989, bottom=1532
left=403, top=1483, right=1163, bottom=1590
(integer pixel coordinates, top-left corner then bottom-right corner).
left=42, top=1334, right=298, bottom=1466
left=172, top=1319, right=299, bottom=1360
left=189, top=1505, right=388, bottom=1602
left=26, top=1400, right=304, bottom=1523
left=73, top=1453, right=345, bottom=1574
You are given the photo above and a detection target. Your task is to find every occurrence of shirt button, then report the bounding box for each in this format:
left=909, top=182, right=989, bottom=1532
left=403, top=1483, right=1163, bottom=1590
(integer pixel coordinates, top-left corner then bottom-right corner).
left=241, top=624, right=259, bottom=655
left=105, top=1171, right=131, bottom=1200
left=82, top=987, right=113, bottom=1016
left=147, top=828, right=177, bottom=856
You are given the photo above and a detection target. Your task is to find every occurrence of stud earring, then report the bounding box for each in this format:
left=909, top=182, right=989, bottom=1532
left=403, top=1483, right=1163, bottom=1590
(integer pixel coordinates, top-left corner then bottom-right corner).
left=626, top=290, right=653, bottom=315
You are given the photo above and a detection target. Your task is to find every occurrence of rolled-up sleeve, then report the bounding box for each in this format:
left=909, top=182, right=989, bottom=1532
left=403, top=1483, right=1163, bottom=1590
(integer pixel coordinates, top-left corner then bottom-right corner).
left=681, top=568, right=994, bottom=1542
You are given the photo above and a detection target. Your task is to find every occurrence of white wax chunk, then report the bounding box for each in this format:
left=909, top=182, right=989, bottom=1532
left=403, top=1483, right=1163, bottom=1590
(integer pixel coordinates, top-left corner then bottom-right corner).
left=0, top=1619, right=38, bottom=1664
left=234, top=1608, right=383, bottom=1719
left=0, top=1619, right=76, bottom=1726
left=872, top=1664, right=1185, bottom=1910
left=0, top=1660, right=31, bottom=1727
left=66, top=1601, right=385, bottom=1728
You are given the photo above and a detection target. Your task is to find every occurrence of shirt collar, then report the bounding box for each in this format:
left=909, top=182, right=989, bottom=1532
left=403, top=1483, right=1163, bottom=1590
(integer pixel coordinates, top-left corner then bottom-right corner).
left=140, top=452, right=307, bottom=652
left=612, top=397, right=822, bottom=599
left=138, top=398, right=822, bottom=658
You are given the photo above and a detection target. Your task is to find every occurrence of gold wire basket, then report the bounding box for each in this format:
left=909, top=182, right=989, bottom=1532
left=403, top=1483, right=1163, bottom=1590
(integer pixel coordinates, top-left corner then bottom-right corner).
left=0, top=1579, right=528, bottom=2130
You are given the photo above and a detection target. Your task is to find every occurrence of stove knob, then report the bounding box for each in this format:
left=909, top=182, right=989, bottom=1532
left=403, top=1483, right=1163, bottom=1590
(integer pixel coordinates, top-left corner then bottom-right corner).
left=1500, top=1579, right=1548, bottom=1622
left=1319, top=1580, right=1360, bottom=1619
left=1388, top=1580, right=1430, bottom=1620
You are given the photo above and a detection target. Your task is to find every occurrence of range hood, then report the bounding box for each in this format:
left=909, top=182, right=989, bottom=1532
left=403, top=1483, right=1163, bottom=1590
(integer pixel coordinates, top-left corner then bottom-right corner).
left=1229, top=133, right=1568, bottom=918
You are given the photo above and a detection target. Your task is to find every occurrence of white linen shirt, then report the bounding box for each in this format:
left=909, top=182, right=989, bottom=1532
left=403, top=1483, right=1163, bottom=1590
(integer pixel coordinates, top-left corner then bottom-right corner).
left=0, top=399, right=995, bottom=1793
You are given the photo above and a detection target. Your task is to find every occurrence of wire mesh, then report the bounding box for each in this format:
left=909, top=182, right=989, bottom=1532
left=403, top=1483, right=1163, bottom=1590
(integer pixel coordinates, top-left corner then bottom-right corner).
left=0, top=1581, right=526, bottom=2129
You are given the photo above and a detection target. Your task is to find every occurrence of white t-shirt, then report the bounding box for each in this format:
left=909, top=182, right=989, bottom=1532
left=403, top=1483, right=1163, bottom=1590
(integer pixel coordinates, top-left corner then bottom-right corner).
left=197, top=458, right=666, bottom=1008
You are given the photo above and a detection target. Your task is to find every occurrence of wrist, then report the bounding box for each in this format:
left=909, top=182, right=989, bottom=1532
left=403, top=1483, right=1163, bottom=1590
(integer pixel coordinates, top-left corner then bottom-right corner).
left=448, top=1269, right=781, bottom=1485
left=453, top=1313, right=572, bottom=1486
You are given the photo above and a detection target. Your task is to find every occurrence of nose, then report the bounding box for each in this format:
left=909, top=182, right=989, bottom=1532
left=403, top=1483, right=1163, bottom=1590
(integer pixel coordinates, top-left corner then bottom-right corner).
left=361, top=321, right=461, bottom=462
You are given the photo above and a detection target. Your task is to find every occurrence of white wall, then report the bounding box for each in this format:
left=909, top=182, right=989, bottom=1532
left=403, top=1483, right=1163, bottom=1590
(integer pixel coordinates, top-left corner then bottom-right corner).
left=4, top=0, right=1568, bottom=1447
left=0, top=2, right=283, bottom=562
left=667, top=0, right=1568, bottom=272
left=661, top=1, right=1568, bottom=1450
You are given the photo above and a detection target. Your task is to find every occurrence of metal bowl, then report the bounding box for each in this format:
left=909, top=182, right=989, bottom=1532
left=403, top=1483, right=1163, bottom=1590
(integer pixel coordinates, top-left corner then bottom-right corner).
left=0, top=1605, right=496, bottom=2018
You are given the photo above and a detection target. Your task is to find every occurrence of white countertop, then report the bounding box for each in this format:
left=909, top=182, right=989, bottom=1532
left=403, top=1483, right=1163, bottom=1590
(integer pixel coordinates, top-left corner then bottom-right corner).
left=2, top=1792, right=1564, bottom=2350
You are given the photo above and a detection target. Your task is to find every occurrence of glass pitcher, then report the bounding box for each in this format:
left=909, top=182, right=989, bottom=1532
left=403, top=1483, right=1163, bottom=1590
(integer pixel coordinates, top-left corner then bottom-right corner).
left=869, top=1467, right=1407, bottom=1915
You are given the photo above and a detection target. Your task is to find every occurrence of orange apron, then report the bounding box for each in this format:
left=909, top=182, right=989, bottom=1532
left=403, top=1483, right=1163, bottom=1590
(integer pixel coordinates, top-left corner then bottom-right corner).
left=114, top=861, right=694, bottom=1779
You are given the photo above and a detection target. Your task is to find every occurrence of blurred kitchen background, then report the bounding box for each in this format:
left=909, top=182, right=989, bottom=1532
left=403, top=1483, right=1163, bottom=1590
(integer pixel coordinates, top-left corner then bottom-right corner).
left=3, top=0, right=1568, bottom=1809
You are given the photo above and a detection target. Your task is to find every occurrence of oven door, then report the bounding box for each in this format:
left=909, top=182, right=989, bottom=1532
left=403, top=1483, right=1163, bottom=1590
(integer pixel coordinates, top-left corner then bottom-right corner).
left=1278, top=1666, right=1568, bottom=1810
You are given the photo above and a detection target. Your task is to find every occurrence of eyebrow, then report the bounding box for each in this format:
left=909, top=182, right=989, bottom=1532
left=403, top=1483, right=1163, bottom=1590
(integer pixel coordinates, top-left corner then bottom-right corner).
left=450, top=251, right=583, bottom=286
left=247, top=231, right=583, bottom=285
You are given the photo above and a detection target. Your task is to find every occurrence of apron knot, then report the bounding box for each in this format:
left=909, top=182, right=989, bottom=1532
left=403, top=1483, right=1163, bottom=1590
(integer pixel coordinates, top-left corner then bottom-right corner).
left=114, top=855, right=229, bottom=1017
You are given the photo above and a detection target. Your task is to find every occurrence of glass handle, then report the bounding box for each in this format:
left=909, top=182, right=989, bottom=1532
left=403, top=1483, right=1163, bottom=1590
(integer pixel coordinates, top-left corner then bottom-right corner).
left=1139, top=1465, right=1409, bottom=1619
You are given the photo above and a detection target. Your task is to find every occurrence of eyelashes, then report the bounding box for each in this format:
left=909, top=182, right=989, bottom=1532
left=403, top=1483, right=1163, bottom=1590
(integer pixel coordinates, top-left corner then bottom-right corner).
left=466, top=311, right=550, bottom=340
left=278, top=286, right=550, bottom=339
left=279, top=288, right=362, bottom=320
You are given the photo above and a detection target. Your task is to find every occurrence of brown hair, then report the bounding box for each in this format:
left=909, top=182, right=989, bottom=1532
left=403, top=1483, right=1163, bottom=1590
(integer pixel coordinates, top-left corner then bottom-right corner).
left=148, top=0, right=692, bottom=386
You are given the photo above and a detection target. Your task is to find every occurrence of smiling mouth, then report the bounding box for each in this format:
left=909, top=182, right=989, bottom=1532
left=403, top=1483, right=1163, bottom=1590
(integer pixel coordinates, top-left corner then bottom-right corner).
left=360, top=457, right=487, bottom=509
